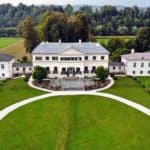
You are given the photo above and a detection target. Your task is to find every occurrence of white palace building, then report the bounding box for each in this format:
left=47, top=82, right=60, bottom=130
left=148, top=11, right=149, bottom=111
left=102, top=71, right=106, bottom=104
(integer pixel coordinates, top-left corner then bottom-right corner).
left=32, top=40, right=109, bottom=78
left=1, top=40, right=150, bottom=79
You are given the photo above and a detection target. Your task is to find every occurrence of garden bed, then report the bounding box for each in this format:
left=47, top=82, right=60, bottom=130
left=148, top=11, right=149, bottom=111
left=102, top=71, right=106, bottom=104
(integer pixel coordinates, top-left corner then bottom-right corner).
left=33, top=80, right=62, bottom=91
left=84, top=80, right=110, bottom=91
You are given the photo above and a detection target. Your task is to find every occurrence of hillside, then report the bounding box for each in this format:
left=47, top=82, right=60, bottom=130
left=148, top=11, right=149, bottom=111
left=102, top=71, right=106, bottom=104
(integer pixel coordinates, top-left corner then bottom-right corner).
left=0, top=38, right=31, bottom=61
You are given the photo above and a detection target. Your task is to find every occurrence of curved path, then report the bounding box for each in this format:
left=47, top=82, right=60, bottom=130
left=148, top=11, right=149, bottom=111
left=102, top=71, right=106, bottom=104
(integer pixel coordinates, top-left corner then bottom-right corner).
left=0, top=91, right=150, bottom=120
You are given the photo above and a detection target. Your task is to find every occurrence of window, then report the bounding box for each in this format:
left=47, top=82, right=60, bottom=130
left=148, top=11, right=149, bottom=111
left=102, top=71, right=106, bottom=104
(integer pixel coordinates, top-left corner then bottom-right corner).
left=148, top=71, right=150, bottom=74
left=141, top=63, right=144, bottom=67
left=46, top=67, right=50, bottom=74
left=2, top=73, right=5, bottom=77
left=84, top=66, right=89, bottom=74
left=16, top=67, right=19, bottom=71
left=1, top=64, right=4, bottom=69
left=53, top=67, right=58, bottom=74
left=60, top=57, right=82, bottom=61
left=93, top=56, right=96, bottom=60
left=101, top=56, right=105, bottom=60
left=119, top=66, right=121, bottom=69
left=76, top=68, right=81, bottom=74
left=113, top=67, right=116, bottom=70
left=23, top=67, right=25, bottom=73
left=133, top=71, right=135, bottom=74
left=140, top=71, right=143, bottom=74
left=85, top=56, right=88, bottom=60
left=149, top=62, right=150, bottom=67
left=91, top=66, right=96, bottom=73
left=52, top=57, right=58, bottom=61
left=61, top=68, right=66, bottom=74
left=45, top=56, right=49, bottom=60
left=35, top=57, right=42, bottom=60
left=133, top=62, right=136, bottom=67
left=29, top=67, right=32, bottom=71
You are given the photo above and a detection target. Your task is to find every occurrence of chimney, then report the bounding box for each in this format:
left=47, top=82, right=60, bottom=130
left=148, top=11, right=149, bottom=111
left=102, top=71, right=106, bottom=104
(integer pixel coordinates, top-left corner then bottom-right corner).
left=96, top=43, right=100, bottom=47
left=79, top=39, right=82, bottom=44
left=131, top=49, right=135, bottom=54
left=58, top=39, right=61, bottom=44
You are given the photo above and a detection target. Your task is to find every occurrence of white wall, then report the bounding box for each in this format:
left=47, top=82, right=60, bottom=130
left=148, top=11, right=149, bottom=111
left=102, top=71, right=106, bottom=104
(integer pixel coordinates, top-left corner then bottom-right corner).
left=32, top=49, right=109, bottom=78
left=12, top=66, right=32, bottom=75
left=109, top=66, right=125, bottom=74
left=122, top=58, right=150, bottom=76
left=0, top=59, right=15, bottom=79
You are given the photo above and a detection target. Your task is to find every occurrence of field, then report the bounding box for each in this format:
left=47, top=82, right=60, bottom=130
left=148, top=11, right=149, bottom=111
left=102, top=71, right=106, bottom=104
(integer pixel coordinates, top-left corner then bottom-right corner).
left=0, top=78, right=46, bottom=110
left=0, top=95, right=150, bottom=149
left=0, top=38, right=31, bottom=60
left=0, top=38, right=21, bottom=49
left=104, top=77, right=150, bottom=108
left=96, top=36, right=136, bottom=46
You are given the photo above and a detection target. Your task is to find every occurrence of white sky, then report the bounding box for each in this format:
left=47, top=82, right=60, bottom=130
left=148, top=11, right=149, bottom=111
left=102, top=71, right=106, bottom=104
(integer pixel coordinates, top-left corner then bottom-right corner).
left=0, top=0, right=149, bottom=6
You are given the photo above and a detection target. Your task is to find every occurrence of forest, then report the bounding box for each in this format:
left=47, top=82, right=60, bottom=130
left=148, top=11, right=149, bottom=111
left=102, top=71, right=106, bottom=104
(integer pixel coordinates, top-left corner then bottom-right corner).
left=0, top=3, right=150, bottom=36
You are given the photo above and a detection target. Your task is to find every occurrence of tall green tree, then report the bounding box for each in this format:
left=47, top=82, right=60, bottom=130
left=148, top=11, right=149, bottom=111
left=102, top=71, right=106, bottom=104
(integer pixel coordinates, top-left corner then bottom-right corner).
left=33, top=66, right=47, bottom=83
left=95, top=67, right=109, bottom=81
left=108, top=37, right=124, bottom=52
left=20, top=16, right=39, bottom=53
left=65, top=4, right=74, bottom=16
left=135, top=27, right=150, bottom=52
left=37, top=12, right=68, bottom=42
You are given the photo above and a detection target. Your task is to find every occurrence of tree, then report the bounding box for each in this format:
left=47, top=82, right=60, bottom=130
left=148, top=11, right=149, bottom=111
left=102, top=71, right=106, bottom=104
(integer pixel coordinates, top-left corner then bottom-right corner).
left=65, top=4, right=73, bottom=16
left=111, top=48, right=130, bottom=61
left=37, top=12, right=68, bottom=42
left=33, top=66, right=47, bottom=83
left=95, top=67, right=109, bottom=81
left=108, top=37, right=124, bottom=52
left=135, top=27, right=150, bottom=52
left=22, top=56, right=28, bottom=62
left=20, top=16, right=39, bottom=53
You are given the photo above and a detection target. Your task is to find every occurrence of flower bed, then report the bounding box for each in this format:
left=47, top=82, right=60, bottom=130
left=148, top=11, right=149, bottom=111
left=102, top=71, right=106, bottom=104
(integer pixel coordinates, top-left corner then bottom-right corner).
left=33, top=80, right=62, bottom=91
left=84, top=80, right=110, bottom=91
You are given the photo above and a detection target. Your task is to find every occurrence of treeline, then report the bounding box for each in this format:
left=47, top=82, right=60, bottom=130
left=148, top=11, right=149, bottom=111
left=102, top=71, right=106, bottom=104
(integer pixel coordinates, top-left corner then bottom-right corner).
left=20, top=12, right=89, bottom=52
left=0, top=3, right=150, bottom=36
left=0, top=28, right=18, bottom=37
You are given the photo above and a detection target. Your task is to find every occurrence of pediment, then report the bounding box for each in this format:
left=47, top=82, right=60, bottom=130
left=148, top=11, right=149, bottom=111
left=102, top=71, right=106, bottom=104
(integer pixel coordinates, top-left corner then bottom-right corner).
left=59, top=47, right=83, bottom=55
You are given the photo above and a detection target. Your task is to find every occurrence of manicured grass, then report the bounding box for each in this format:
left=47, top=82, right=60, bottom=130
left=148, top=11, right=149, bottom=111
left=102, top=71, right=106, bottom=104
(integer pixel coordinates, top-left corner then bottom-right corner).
left=104, top=77, right=150, bottom=108
left=96, top=36, right=136, bottom=46
left=0, top=78, right=46, bottom=110
left=136, top=77, right=150, bottom=91
left=0, top=38, right=21, bottom=49
left=0, top=95, right=149, bottom=150
left=0, top=38, right=31, bottom=60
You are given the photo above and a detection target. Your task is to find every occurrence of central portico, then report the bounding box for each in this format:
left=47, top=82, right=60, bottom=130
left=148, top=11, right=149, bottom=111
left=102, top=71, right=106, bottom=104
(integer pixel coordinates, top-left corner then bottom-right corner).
left=32, top=40, right=109, bottom=78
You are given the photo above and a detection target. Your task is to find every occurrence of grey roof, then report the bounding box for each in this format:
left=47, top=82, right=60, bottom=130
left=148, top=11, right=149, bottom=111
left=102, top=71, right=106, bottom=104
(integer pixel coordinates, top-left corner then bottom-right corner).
left=109, top=62, right=124, bottom=66
left=32, top=42, right=109, bottom=54
left=122, top=52, right=150, bottom=60
left=0, top=53, right=14, bottom=61
left=12, top=62, right=32, bottom=67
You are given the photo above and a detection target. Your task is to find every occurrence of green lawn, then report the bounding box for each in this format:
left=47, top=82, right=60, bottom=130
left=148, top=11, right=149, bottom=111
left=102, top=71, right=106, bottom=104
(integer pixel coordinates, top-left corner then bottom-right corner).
left=0, top=78, right=46, bottom=110
left=104, top=77, right=150, bottom=108
left=0, top=95, right=149, bottom=150
left=0, top=38, right=21, bottom=49
left=95, top=36, right=136, bottom=47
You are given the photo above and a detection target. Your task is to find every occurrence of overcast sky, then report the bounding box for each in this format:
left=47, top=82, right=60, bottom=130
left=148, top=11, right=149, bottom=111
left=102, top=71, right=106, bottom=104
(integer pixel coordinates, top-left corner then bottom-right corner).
left=0, top=0, right=149, bottom=7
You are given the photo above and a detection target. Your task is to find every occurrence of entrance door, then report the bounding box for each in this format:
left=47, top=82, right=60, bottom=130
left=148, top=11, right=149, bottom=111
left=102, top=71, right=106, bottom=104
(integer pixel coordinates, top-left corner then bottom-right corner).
left=67, top=68, right=75, bottom=77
